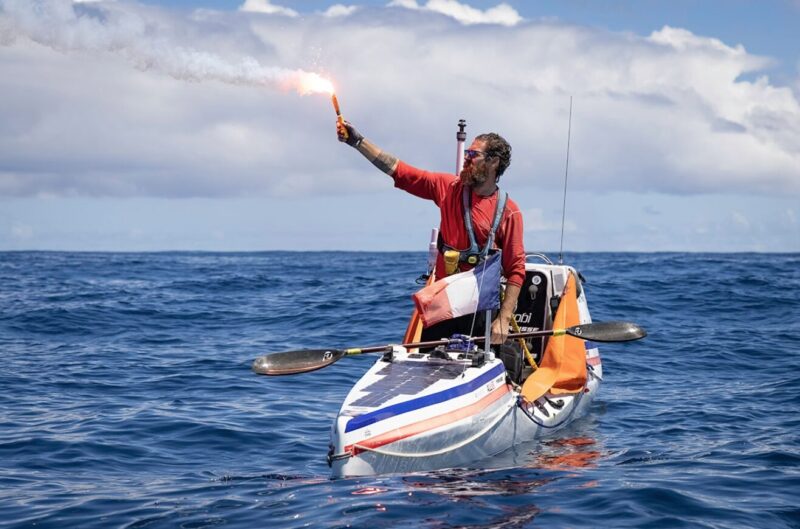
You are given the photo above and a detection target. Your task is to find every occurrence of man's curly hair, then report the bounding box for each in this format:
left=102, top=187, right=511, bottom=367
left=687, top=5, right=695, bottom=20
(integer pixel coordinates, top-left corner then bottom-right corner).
left=475, top=133, right=512, bottom=178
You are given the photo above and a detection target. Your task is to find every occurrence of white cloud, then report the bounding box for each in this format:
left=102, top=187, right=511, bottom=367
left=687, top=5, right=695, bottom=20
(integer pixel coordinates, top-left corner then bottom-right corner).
left=238, top=0, right=298, bottom=17
left=0, top=0, right=798, bottom=203
left=650, top=26, right=747, bottom=55
left=388, top=0, right=522, bottom=26
left=323, top=4, right=358, bottom=17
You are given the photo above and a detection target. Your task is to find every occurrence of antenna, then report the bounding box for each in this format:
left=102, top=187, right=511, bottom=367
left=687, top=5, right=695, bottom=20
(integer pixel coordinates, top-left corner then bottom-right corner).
left=456, top=119, right=467, bottom=174
left=558, top=96, right=573, bottom=265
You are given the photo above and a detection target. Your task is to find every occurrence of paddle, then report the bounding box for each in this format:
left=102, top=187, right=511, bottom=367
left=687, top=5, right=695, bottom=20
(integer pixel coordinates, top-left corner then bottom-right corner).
left=252, top=321, right=646, bottom=376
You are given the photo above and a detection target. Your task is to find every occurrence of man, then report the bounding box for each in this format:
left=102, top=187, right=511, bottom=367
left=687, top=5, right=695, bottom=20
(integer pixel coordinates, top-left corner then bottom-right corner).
left=337, top=120, right=525, bottom=345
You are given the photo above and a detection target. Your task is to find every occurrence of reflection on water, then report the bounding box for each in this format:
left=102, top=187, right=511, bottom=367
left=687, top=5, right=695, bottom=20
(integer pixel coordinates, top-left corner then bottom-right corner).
left=402, top=468, right=546, bottom=528
left=391, top=433, right=603, bottom=528
left=351, top=486, right=389, bottom=495
left=403, top=468, right=554, bottom=497
left=535, top=437, right=602, bottom=471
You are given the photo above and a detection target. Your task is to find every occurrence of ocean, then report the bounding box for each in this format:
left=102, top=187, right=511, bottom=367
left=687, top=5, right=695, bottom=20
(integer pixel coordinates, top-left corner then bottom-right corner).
left=1, top=251, right=798, bottom=528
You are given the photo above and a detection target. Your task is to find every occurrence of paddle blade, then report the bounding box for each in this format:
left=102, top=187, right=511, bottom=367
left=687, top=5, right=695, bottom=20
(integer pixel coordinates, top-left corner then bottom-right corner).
left=252, top=349, right=346, bottom=375
left=566, top=321, right=647, bottom=343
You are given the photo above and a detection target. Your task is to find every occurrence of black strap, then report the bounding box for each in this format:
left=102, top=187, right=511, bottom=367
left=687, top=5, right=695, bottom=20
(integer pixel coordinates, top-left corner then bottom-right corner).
left=484, top=190, right=508, bottom=257
left=438, top=187, right=508, bottom=265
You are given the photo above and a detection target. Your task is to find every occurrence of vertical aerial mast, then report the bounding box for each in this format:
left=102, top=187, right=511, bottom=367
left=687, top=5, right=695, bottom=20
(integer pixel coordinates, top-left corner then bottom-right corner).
left=456, top=119, right=467, bottom=174
left=558, top=97, right=573, bottom=265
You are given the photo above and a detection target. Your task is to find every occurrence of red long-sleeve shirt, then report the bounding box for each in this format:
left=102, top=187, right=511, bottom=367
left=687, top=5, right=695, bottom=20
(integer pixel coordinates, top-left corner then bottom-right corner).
left=392, top=161, right=526, bottom=287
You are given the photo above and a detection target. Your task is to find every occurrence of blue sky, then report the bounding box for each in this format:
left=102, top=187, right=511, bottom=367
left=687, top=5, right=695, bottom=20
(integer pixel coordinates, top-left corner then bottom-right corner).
left=1, top=0, right=798, bottom=252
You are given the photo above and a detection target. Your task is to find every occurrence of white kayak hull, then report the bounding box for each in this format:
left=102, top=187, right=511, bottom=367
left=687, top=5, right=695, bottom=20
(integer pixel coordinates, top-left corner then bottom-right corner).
left=329, top=263, right=602, bottom=478
left=330, top=360, right=600, bottom=477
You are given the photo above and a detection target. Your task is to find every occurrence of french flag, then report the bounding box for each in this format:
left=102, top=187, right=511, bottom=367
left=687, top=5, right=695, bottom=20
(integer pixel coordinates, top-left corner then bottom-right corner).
left=412, top=253, right=501, bottom=327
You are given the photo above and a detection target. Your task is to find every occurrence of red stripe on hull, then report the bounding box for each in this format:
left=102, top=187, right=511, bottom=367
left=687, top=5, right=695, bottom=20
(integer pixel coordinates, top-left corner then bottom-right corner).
left=346, top=384, right=511, bottom=456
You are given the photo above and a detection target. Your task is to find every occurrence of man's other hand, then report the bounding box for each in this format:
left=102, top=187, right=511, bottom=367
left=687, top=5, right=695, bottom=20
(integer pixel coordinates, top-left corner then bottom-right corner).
left=490, top=315, right=511, bottom=344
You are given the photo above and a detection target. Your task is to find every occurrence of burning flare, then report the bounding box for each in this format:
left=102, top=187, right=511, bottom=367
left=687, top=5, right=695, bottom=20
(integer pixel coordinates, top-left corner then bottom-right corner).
left=291, top=72, right=335, bottom=96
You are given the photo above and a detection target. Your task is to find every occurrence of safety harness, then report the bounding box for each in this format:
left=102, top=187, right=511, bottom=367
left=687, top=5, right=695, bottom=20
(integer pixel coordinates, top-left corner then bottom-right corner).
left=438, top=186, right=508, bottom=269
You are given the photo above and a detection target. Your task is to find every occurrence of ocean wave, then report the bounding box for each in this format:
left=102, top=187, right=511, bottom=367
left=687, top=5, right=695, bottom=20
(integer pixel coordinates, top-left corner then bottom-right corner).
left=1, top=251, right=798, bottom=528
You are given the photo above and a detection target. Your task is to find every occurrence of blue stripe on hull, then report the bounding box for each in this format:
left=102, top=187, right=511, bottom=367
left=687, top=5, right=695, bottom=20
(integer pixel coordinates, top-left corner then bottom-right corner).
left=345, top=363, right=505, bottom=433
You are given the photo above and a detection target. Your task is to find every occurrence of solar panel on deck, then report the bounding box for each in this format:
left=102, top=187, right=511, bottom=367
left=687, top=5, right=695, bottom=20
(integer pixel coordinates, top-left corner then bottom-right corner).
left=350, top=361, right=464, bottom=409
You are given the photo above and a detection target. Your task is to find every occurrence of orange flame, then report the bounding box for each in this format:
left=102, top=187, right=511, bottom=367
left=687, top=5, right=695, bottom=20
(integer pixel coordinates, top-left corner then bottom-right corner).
left=294, top=72, right=334, bottom=96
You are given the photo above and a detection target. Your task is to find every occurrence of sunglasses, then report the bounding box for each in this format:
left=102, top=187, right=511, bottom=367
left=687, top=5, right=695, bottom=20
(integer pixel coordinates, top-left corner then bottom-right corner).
left=464, top=149, right=490, bottom=160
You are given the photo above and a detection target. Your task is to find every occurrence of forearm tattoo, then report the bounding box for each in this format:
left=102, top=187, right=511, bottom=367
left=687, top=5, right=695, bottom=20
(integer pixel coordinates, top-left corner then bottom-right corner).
left=356, top=141, right=398, bottom=175
left=371, top=151, right=399, bottom=175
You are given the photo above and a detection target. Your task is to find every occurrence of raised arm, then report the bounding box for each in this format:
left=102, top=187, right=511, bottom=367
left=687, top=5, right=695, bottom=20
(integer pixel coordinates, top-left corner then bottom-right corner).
left=337, top=120, right=399, bottom=176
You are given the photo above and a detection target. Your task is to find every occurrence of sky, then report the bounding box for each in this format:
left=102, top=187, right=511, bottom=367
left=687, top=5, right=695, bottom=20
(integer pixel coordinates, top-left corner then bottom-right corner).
left=0, top=0, right=798, bottom=252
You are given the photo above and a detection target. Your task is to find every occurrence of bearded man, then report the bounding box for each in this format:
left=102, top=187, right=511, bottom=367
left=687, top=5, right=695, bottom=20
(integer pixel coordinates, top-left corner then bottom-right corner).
left=337, top=121, right=526, bottom=345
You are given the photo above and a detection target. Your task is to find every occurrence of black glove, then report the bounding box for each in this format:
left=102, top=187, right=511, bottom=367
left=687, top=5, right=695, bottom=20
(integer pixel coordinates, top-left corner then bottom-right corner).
left=336, top=120, right=364, bottom=148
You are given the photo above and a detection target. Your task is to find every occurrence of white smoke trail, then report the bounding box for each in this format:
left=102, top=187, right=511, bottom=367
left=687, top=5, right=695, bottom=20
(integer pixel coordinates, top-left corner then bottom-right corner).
left=0, top=0, right=333, bottom=94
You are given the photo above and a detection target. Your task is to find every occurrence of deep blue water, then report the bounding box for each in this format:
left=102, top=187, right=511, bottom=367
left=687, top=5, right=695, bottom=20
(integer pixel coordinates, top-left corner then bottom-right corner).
left=1, top=251, right=799, bottom=528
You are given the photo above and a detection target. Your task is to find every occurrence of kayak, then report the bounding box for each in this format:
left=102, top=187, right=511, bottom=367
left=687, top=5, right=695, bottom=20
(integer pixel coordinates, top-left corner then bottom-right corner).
left=327, top=255, right=602, bottom=478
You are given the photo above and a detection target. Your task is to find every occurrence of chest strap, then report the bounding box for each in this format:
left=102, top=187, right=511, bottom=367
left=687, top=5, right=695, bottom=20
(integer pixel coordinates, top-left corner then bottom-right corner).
left=438, top=187, right=508, bottom=266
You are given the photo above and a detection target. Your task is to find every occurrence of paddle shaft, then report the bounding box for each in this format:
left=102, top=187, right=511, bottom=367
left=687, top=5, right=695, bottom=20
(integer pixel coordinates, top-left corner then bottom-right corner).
left=350, top=320, right=646, bottom=354
left=253, top=321, right=645, bottom=375
left=347, top=328, right=570, bottom=355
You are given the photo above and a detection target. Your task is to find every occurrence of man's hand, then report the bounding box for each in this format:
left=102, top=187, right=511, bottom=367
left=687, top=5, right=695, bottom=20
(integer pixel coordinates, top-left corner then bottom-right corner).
left=490, top=314, right=511, bottom=344
left=491, top=283, right=520, bottom=345
left=336, top=120, right=364, bottom=147
left=335, top=122, right=399, bottom=175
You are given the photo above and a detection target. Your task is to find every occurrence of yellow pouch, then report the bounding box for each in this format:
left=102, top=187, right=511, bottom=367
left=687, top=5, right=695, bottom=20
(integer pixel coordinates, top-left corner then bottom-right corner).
left=443, top=250, right=460, bottom=276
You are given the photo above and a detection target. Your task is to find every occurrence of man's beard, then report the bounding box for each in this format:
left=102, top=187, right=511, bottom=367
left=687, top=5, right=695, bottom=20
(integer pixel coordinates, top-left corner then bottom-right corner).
left=460, top=165, right=489, bottom=187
